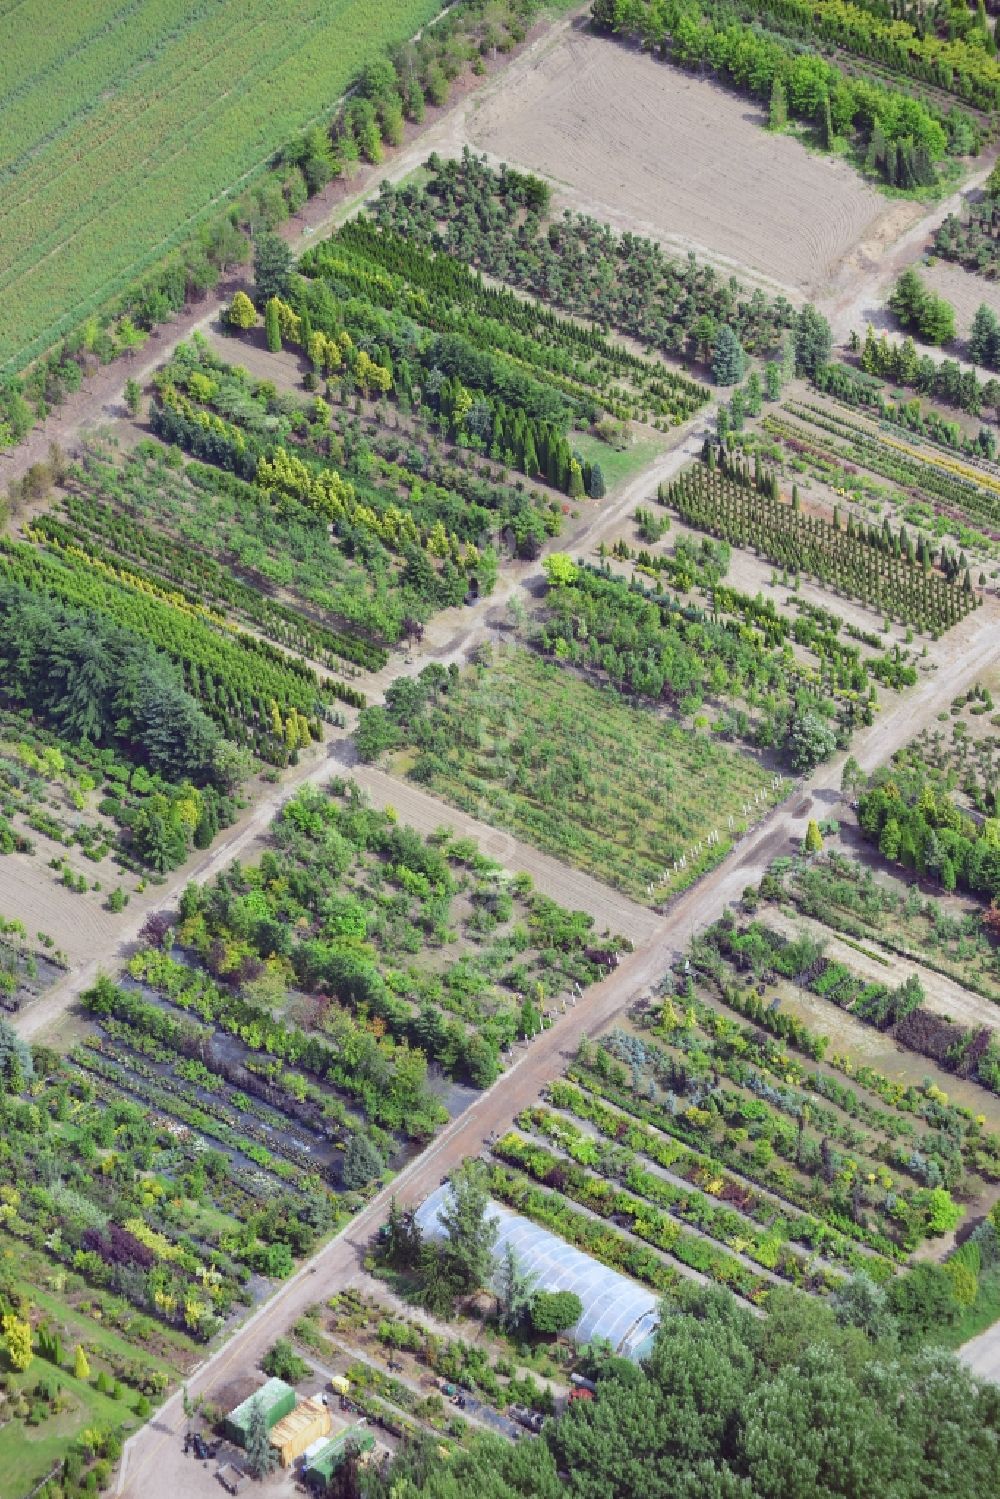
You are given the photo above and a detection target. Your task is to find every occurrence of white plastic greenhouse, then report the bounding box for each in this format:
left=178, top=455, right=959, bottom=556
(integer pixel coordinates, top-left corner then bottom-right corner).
left=414, top=1184, right=660, bottom=1361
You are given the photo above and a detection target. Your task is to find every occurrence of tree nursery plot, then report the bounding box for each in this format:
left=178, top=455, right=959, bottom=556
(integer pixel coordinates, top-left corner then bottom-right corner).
left=372, top=151, right=799, bottom=364
left=838, top=326, right=1000, bottom=437
left=921, top=259, right=1000, bottom=343
left=857, top=747, right=1000, bottom=907
left=0, top=915, right=66, bottom=1016
left=358, top=644, right=782, bottom=901
left=708, top=911, right=1000, bottom=1098
left=0, top=712, right=154, bottom=905
left=54, top=440, right=389, bottom=676
left=0, top=1246, right=186, bottom=1499
left=298, top=219, right=705, bottom=430
left=0, top=479, right=332, bottom=877
left=0, top=781, right=622, bottom=1490
left=0, top=0, right=444, bottom=371
left=758, top=394, right=1000, bottom=556
left=763, top=848, right=1000, bottom=1012
left=893, top=680, right=1000, bottom=819
left=0, top=1006, right=298, bottom=1494
left=554, top=536, right=917, bottom=754
left=663, top=448, right=979, bottom=632
left=127, top=779, right=624, bottom=1096
left=149, top=216, right=689, bottom=634
left=591, top=1, right=991, bottom=189
left=477, top=918, right=1000, bottom=1321
left=934, top=166, right=1000, bottom=282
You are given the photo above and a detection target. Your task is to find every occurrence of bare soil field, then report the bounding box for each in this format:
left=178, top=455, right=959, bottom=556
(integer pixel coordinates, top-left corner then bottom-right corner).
left=922, top=258, right=1000, bottom=339
left=0, top=851, right=119, bottom=967
left=464, top=29, right=889, bottom=300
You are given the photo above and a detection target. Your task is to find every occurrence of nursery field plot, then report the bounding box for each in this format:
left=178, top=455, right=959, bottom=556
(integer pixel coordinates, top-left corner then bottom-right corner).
left=475, top=916, right=1000, bottom=1317
left=760, top=903, right=1000, bottom=1103
left=857, top=714, right=1000, bottom=921
left=0, top=0, right=443, bottom=371
left=0, top=710, right=153, bottom=910
left=0, top=917, right=65, bottom=1014
left=126, top=779, right=624, bottom=1101
left=746, top=961, right=1000, bottom=1117
left=366, top=645, right=781, bottom=901
left=372, top=152, right=797, bottom=370
left=0, top=1229, right=194, bottom=1498
left=58, top=437, right=389, bottom=676
left=148, top=256, right=680, bottom=655
left=765, top=848, right=1000, bottom=1012
left=0, top=1011, right=342, bottom=1492
left=463, top=29, right=889, bottom=298
left=303, top=217, right=707, bottom=429
left=531, top=539, right=916, bottom=799
left=595, top=515, right=920, bottom=692
left=892, top=685, right=1000, bottom=820
left=665, top=453, right=979, bottom=633
left=602, top=507, right=912, bottom=653
left=737, top=384, right=998, bottom=564
left=290, top=1286, right=568, bottom=1439
left=761, top=395, right=1000, bottom=554
left=700, top=910, right=1000, bottom=1109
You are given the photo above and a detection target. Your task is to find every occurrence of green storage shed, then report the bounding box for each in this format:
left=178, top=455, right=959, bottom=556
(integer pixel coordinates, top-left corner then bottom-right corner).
left=223, top=1377, right=296, bottom=1447
left=303, top=1425, right=374, bottom=1490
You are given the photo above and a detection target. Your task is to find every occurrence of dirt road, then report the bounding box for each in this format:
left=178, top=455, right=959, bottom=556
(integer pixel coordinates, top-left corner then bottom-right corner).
left=960, top=1322, right=1000, bottom=1385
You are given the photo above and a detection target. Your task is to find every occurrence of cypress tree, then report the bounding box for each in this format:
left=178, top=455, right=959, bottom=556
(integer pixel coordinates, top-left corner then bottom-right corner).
left=568, top=459, right=585, bottom=499
left=264, top=298, right=281, bottom=353
left=521, top=425, right=539, bottom=476
left=819, top=93, right=834, bottom=151
left=555, top=439, right=571, bottom=492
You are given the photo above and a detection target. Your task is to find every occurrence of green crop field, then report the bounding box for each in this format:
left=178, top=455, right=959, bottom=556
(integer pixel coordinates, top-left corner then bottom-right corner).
left=0, top=0, right=440, bottom=372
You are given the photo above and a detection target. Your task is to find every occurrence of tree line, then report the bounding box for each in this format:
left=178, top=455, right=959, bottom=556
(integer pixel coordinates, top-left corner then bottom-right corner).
left=0, top=578, right=224, bottom=786
left=859, top=764, right=1000, bottom=898
left=591, top=0, right=977, bottom=187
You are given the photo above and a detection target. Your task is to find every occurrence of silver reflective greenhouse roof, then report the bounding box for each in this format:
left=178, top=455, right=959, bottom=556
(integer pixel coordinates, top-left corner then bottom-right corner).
left=415, top=1184, right=660, bottom=1361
